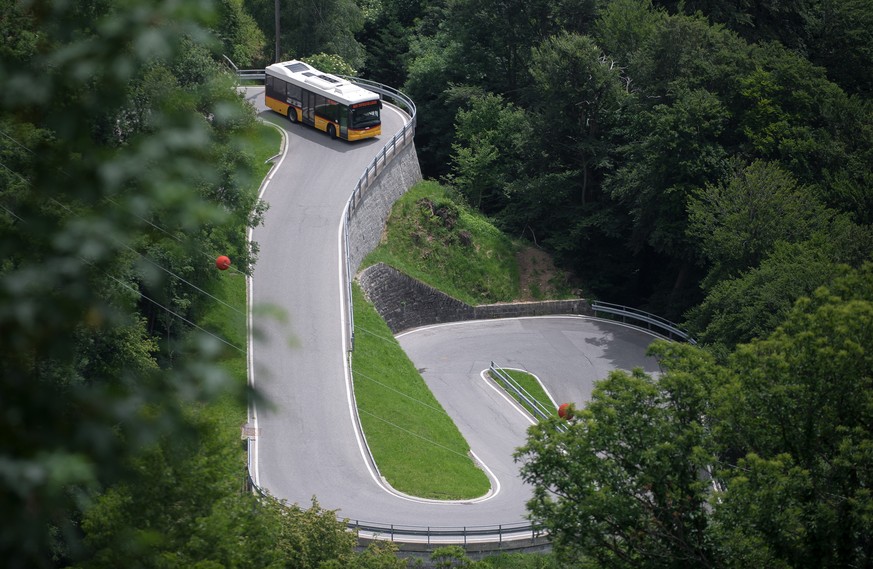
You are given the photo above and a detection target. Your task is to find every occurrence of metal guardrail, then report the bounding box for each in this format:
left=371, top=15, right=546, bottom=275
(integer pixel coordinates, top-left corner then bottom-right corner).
left=488, top=363, right=553, bottom=422
left=237, top=69, right=266, bottom=81
left=245, top=464, right=540, bottom=543
left=340, top=79, right=417, bottom=352
left=489, top=363, right=568, bottom=435
left=350, top=520, right=544, bottom=544
left=589, top=300, right=696, bottom=344
left=223, top=55, right=264, bottom=81
left=339, top=77, right=417, bottom=214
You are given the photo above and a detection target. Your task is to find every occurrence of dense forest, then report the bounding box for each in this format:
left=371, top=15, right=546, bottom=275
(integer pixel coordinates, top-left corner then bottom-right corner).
left=246, top=0, right=873, bottom=341
left=362, top=0, right=873, bottom=334
left=1, top=0, right=871, bottom=567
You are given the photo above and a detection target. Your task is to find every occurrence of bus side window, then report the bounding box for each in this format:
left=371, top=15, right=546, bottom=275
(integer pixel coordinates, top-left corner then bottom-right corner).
left=287, top=83, right=302, bottom=107
left=314, top=93, right=328, bottom=118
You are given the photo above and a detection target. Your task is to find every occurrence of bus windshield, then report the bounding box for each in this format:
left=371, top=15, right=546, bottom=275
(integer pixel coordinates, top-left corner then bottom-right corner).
left=350, top=102, right=380, bottom=128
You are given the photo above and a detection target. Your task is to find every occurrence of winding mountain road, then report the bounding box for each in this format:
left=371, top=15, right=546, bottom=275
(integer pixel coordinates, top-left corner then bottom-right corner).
left=244, top=86, right=661, bottom=534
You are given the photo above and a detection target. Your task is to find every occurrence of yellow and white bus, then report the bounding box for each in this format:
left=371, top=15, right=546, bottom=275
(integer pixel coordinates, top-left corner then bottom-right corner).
left=264, top=60, right=381, bottom=142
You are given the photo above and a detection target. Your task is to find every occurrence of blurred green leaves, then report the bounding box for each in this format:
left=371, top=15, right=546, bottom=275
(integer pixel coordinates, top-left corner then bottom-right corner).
left=0, top=0, right=265, bottom=565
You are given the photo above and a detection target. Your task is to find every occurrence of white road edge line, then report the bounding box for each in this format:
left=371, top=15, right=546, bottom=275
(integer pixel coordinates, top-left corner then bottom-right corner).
left=397, top=314, right=670, bottom=341
left=338, top=104, right=500, bottom=505
left=487, top=366, right=560, bottom=413
left=247, top=110, right=289, bottom=489
left=480, top=369, right=538, bottom=427
left=338, top=199, right=387, bottom=494
left=502, top=366, right=559, bottom=409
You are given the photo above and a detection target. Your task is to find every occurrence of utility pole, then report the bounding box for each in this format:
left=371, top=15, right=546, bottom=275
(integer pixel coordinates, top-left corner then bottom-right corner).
left=274, top=0, right=280, bottom=62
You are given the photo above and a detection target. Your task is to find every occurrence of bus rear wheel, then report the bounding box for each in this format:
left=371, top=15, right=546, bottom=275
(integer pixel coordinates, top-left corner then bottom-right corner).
left=288, top=108, right=297, bottom=123
left=327, top=124, right=337, bottom=139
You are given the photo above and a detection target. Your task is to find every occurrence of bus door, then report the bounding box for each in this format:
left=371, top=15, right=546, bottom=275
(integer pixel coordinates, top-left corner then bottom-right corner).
left=339, top=106, right=349, bottom=139
left=302, top=91, right=316, bottom=126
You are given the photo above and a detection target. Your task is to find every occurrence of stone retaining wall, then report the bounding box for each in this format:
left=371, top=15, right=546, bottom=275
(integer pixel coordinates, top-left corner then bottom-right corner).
left=347, top=141, right=423, bottom=272
left=358, top=263, right=594, bottom=334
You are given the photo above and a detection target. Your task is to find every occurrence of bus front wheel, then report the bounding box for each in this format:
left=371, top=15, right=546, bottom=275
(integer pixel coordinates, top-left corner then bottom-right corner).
left=288, top=108, right=297, bottom=123
left=327, top=124, right=337, bottom=139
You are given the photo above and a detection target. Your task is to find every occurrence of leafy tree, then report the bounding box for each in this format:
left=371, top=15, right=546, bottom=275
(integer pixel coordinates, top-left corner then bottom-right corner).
left=817, top=94, right=873, bottom=225
left=594, top=14, right=750, bottom=312
left=361, top=16, right=411, bottom=85
left=686, top=160, right=832, bottom=284
left=626, top=12, right=751, bottom=102
left=593, top=0, right=667, bottom=67
left=257, top=497, right=359, bottom=569
left=605, top=86, right=730, bottom=303
left=440, top=0, right=561, bottom=96
left=302, top=52, right=357, bottom=75
left=449, top=93, right=532, bottom=212
left=215, top=0, right=268, bottom=66
left=810, top=0, right=873, bottom=96
left=76, top=405, right=375, bottom=569
left=402, top=0, right=597, bottom=179
left=0, top=0, right=265, bottom=565
left=430, top=545, right=482, bottom=568
left=712, top=264, right=873, bottom=568
left=244, top=0, right=365, bottom=67
left=735, top=42, right=864, bottom=189
left=357, top=0, right=425, bottom=86
left=651, top=0, right=873, bottom=98
left=403, top=32, right=478, bottom=178
left=76, top=414, right=275, bottom=569
left=527, top=32, right=626, bottom=199
left=683, top=242, right=846, bottom=354
left=516, top=342, right=721, bottom=568
left=321, top=541, right=410, bottom=569
left=652, top=0, right=816, bottom=51
left=476, top=31, right=634, bottom=299
left=710, top=452, right=817, bottom=569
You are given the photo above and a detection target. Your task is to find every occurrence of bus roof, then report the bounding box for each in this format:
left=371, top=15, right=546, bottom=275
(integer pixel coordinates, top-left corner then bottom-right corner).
left=265, top=60, right=380, bottom=106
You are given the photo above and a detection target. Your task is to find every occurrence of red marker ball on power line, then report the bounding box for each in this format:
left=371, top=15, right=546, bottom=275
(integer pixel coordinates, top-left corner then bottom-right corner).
left=558, top=403, right=574, bottom=420
left=215, top=255, right=231, bottom=270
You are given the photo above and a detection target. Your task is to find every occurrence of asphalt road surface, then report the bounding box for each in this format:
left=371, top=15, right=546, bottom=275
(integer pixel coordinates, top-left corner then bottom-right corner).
left=244, top=86, right=662, bottom=531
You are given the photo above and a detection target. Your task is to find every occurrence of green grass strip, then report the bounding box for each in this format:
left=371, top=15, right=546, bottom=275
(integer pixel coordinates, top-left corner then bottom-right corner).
left=351, top=285, right=491, bottom=500
left=199, top=271, right=249, bottom=430
left=199, top=121, right=279, bottom=434
left=490, top=368, right=557, bottom=420
left=239, top=120, right=283, bottom=182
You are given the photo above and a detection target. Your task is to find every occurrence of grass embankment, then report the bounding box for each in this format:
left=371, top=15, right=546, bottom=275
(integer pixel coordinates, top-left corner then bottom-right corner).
left=199, top=121, right=280, bottom=435
left=489, top=369, right=557, bottom=419
left=199, top=272, right=249, bottom=429
left=353, top=180, right=572, bottom=498
left=362, top=180, right=520, bottom=305
left=352, top=286, right=491, bottom=499
left=352, top=180, right=527, bottom=499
